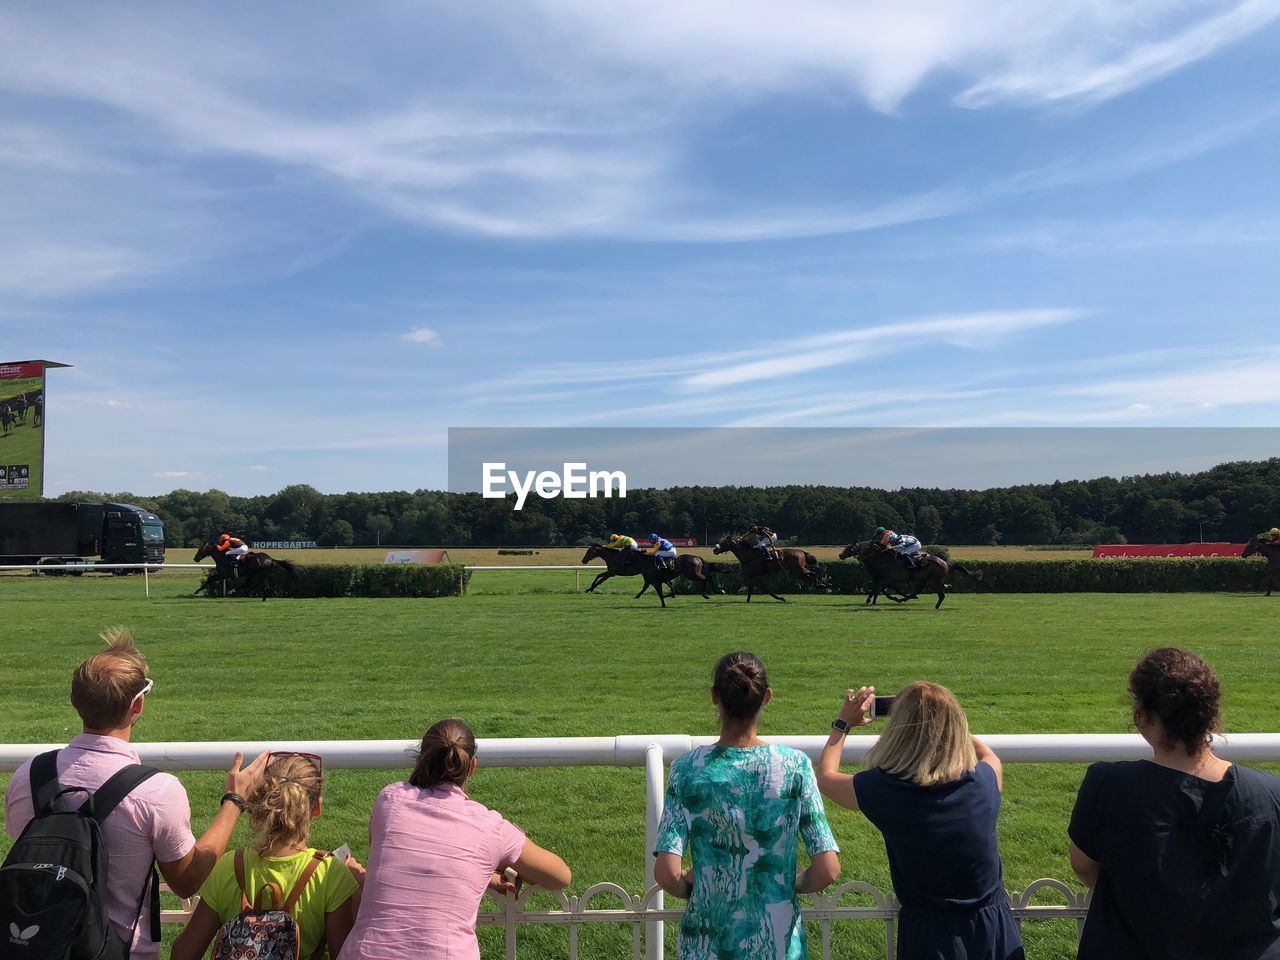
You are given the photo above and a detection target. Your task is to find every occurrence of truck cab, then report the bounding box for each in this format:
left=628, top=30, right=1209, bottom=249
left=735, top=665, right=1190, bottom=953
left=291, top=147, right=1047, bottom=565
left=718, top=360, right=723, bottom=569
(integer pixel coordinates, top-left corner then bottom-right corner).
left=99, top=503, right=166, bottom=565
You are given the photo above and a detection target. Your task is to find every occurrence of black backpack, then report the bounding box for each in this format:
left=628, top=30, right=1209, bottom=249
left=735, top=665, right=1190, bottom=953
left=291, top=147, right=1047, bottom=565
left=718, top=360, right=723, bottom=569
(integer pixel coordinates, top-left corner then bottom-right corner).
left=0, top=751, right=162, bottom=960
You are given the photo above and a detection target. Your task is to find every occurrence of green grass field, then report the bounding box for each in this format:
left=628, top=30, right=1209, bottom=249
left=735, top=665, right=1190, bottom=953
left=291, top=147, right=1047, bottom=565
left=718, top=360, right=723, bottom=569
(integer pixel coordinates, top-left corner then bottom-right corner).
left=1, top=575, right=1276, bottom=958
left=0, top=402, right=42, bottom=496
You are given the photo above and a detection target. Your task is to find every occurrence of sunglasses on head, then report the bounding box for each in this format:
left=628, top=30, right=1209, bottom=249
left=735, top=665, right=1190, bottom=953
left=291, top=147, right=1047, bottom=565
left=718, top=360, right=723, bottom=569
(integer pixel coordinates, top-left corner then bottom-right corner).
left=268, top=751, right=323, bottom=774
left=131, top=678, right=154, bottom=704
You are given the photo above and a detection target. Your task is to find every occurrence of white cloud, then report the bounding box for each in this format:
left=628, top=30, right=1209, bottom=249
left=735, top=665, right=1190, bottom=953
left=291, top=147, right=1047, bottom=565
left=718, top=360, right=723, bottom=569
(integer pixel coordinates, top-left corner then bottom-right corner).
left=105, top=399, right=133, bottom=409
left=401, top=327, right=442, bottom=345
left=247, top=465, right=269, bottom=472
left=154, top=470, right=202, bottom=479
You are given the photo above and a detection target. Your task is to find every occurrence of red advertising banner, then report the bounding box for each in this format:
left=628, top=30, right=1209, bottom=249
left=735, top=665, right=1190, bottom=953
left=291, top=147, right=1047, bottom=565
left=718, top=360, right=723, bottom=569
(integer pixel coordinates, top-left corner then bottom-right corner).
left=1093, top=543, right=1248, bottom=558
left=638, top=538, right=698, bottom=547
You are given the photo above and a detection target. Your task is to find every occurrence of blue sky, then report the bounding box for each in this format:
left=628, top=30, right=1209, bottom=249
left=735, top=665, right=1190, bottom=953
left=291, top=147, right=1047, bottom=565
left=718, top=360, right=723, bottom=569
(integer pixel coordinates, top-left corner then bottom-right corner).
left=3, top=1, right=1280, bottom=495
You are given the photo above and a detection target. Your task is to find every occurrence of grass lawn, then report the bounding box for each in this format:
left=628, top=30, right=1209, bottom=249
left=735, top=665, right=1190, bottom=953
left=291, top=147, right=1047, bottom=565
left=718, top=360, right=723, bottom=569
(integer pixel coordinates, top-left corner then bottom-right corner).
left=1, top=576, right=1275, bottom=958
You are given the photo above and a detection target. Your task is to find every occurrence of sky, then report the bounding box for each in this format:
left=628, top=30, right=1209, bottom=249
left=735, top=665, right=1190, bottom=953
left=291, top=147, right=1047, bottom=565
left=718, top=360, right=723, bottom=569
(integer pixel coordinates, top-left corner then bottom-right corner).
left=3, top=1, right=1280, bottom=495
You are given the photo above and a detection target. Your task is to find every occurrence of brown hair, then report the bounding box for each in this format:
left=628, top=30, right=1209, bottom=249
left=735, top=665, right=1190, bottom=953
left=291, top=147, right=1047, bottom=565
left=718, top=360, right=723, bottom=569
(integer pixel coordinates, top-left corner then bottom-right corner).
left=70, top=627, right=150, bottom=730
left=248, top=754, right=322, bottom=855
left=864, top=682, right=977, bottom=786
left=712, top=652, right=769, bottom=721
left=1129, top=647, right=1221, bottom=753
left=409, top=718, right=477, bottom=789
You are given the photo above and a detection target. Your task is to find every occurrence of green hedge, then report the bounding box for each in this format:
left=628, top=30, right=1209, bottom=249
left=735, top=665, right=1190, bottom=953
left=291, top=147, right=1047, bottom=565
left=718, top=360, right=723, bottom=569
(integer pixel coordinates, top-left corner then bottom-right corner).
left=200, top=563, right=466, bottom=599
left=673, top=557, right=1270, bottom=595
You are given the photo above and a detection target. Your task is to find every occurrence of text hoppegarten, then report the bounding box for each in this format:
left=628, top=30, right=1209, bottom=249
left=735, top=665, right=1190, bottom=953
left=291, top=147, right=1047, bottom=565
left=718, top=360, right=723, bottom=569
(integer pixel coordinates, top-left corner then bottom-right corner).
left=482, top=462, right=627, bottom=510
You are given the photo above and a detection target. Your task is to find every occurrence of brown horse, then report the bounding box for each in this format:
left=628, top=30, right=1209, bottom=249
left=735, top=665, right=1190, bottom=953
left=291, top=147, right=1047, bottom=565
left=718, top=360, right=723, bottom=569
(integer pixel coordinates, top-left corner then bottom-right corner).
left=712, top=534, right=826, bottom=602
left=581, top=543, right=725, bottom=604
left=840, top=540, right=982, bottom=610
left=194, top=540, right=298, bottom=601
left=1242, top=537, right=1280, bottom=597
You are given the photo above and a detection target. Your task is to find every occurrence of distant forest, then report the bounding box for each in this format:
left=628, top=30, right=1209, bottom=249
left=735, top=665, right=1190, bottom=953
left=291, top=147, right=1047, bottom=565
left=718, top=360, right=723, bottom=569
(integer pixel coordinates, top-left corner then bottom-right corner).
left=53, top=458, right=1280, bottom=548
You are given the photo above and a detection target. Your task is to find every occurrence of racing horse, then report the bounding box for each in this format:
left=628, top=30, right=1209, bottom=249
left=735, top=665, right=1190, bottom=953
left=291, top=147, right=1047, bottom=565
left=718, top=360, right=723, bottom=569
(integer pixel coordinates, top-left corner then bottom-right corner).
left=712, top=534, right=827, bottom=602
left=1242, top=536, right=1280, bottom=597
left=194, top=539, right=299, bottom=601
left=841, top=540, right=982, bottom=610
left=14, top=395, right=27, bottom=424
left=581, top=543, right=725, bottom=603
left=0, top=403, right=11, bottom=436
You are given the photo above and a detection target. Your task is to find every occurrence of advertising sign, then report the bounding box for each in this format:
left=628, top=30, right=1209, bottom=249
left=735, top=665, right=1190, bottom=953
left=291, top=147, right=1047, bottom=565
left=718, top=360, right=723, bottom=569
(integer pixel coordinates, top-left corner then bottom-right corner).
left=1093, top=543, right=1248, bottom=558
left=0, top=361, right=48, bottom=500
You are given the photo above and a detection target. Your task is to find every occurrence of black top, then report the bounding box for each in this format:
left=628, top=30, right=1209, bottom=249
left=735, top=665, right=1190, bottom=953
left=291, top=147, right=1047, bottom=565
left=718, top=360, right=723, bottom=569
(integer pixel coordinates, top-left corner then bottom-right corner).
left=1069, top=760, right=1280, bottom=960
left=854, top=761, right=1007, bottom=910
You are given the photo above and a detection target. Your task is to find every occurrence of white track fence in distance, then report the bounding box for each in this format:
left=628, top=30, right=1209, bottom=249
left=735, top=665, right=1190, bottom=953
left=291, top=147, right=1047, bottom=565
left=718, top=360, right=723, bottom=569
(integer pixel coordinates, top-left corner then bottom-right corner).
left=6, top=734, right=1280, bottom=959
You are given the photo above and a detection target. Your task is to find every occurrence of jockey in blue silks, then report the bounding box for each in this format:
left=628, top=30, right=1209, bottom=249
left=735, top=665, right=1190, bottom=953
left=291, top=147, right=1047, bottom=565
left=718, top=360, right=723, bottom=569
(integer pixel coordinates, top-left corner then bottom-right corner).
left=648, top=534, right=678, bottom=570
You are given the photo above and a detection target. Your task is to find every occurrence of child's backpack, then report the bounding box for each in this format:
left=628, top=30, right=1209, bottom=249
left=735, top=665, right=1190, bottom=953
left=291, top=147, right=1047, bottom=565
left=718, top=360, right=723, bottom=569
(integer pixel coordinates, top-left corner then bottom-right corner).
left=0, top=750, right=161, bottom=960
left=212, top=849, right=327, bottom=960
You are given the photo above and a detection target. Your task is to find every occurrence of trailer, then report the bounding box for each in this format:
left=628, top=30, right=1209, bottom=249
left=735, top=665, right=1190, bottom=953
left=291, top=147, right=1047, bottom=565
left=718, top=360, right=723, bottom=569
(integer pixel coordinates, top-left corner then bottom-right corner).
left=0, top=501, right=165, bottom=572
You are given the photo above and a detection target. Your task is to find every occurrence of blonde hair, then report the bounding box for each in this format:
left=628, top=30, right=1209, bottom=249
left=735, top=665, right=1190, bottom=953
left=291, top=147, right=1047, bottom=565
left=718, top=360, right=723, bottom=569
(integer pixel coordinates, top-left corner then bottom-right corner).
left=70, top=627, right=150, bottom=730
left=864, top=682, right=976, bottom=786
left=248, top=754, right=322, bottom=855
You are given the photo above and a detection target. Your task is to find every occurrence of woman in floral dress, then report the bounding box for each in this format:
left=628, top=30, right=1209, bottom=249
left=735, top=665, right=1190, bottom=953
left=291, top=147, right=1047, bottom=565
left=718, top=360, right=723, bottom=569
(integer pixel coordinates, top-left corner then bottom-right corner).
left=653, top=651, right=841, bottom=960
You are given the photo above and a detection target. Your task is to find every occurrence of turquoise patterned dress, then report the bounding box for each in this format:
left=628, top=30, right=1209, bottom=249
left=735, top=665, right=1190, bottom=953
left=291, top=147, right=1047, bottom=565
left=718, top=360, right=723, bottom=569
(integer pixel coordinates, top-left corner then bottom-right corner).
left=654, top=744, right=839, bottom=960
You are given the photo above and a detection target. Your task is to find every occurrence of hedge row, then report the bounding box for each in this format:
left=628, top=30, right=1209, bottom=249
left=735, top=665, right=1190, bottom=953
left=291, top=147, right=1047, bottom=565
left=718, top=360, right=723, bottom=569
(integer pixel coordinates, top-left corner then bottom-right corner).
left=201, top=563, right=466, bottom=598
left=672, top=557, right=1272, bottom=595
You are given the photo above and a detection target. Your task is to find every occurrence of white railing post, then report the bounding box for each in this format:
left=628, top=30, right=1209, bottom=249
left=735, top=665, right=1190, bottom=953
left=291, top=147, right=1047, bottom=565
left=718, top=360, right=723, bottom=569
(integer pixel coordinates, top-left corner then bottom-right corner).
left=644, top=742, right=665, bottom=960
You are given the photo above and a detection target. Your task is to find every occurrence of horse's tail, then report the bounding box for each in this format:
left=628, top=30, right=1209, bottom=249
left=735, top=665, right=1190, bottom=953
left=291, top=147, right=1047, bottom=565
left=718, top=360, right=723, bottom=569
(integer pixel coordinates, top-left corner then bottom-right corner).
left=705, top=561, right=737, bottom=574
left=274, top=557, right=300, bottom=579
left=950, top=561, right=983, bottom=582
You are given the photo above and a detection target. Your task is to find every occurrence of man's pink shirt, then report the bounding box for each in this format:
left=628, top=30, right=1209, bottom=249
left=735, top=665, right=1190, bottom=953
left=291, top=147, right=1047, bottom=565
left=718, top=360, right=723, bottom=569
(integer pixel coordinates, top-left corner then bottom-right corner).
left=4, top=734, right=196, bottom=959
left=340, top=781, right=526, bottom=960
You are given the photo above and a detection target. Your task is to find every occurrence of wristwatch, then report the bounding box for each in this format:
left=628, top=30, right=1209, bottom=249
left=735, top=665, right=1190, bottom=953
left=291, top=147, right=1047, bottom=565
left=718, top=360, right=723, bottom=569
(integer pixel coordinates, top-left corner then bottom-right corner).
left=831, top=717, right=851, bottom=733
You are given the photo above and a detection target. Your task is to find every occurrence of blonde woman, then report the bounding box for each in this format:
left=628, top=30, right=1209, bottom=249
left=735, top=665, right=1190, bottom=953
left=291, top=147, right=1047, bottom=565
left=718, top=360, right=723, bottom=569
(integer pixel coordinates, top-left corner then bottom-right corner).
left=818, top=682, right=1023, bottom=960
left=172, top=753, right=360, bottom=960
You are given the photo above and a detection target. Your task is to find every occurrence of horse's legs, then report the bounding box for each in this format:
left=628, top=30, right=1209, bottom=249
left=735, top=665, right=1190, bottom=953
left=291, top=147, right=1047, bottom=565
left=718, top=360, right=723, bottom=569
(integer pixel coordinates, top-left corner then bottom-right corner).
left=587, top=572, right=610, bottom=593
left=770, top=592, right=787, bottom=602
left=935, top=590, right=945, bottom=609
left=634, top=581, right=651, bottom=599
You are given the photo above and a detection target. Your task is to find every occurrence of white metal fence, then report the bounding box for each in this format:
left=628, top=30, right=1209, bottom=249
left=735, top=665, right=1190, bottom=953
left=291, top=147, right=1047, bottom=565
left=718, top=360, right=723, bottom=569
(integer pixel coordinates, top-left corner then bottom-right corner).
left=7, top=734, right=1280, bottom=959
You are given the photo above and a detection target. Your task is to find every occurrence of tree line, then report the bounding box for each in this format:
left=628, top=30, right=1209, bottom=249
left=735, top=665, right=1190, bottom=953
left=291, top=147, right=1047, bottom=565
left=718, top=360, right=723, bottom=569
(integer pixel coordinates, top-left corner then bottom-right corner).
left=55, top=457, right=1280, bottom=549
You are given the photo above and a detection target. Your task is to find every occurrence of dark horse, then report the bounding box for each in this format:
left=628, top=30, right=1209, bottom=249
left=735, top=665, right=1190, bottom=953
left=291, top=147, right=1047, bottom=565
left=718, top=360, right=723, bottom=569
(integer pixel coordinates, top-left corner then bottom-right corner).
left=194, top=540, right=299, bottom=601
left=712, top=534, right=826, bottom=602
left=1242, top=537, right=1280, bottom=597
left=581, top=544, right=724, bottom=605
left=840, top=541, right=982, bottom=610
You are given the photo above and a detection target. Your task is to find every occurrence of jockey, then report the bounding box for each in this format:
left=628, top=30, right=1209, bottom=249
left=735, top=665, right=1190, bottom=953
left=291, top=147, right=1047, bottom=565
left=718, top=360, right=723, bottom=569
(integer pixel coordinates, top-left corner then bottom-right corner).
left=748, top=523, right=779, bottom=559
left=874, top=527, right=923, bottom=568
left=604, top=532, right=639, bottom=554
left=215, top=533, right=250, bottom=571
left=1269, top=527, right=1280, bottom=545
left=648, top=533, right=678, bottom=571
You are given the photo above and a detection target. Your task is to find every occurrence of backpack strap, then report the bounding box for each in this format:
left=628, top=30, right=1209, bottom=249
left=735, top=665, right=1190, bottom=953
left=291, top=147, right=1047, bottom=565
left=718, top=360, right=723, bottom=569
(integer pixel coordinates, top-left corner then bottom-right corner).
left=29, top=750, right=62, bottom=815
left=82, top=764, right=161, bottom=824
left=234, top=849, right=252, bottom=911
left=282, top=850, right=327, bottom=913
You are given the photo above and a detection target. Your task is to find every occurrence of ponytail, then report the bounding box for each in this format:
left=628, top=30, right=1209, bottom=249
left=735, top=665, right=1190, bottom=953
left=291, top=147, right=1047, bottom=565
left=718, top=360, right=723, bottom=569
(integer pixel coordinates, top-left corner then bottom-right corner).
left=248, top=754, right=322, bottom=855
left=410, top=718, right=477, bottom=789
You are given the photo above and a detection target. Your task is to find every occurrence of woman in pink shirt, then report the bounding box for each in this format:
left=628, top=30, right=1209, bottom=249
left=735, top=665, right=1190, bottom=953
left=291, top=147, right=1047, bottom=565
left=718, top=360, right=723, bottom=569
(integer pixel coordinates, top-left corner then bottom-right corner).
left=339, top=719, right=571, bottom=960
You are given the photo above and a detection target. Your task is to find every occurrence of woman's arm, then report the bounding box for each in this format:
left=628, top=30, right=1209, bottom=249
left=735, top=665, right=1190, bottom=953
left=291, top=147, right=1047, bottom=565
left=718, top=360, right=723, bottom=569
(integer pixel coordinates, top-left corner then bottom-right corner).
left=170, top=899, right=222, bottom=960
left=511, top=838, right=572, bottom=890
left=1068, top=842, right=1100, bottom=888
left=796, top=851, right=841, bottom=893
left=817, top=687, right=874, bottom=810
left=324, top=892, right=360, bottom=957
left=654, top=852, right=694, bottom=899
left=972, top=736, right=1003, bottom=791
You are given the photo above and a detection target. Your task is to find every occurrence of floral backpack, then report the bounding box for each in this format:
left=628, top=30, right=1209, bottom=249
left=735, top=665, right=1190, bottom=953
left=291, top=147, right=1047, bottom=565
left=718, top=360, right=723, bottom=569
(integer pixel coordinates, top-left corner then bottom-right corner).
left=212, top=849, right=327, bottom=960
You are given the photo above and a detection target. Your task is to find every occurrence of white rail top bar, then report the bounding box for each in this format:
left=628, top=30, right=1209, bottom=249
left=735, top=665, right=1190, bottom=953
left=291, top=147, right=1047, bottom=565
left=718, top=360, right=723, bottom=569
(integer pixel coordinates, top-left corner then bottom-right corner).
left=3, top=732, right=1280, bottom=773
left=0, top=563, right=207, bottom=570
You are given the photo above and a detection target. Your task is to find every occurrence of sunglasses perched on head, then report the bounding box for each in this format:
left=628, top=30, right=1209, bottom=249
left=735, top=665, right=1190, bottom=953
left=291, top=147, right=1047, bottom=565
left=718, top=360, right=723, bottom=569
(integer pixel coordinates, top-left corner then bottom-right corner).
left=268, top=751, right=323, bottom=774
left=131, top=678, right=154, bottom=704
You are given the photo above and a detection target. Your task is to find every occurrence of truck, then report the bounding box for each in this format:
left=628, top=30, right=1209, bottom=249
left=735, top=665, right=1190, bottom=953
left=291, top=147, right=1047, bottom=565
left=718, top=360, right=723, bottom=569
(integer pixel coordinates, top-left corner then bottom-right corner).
left=0, top=502, right=166, bottom=572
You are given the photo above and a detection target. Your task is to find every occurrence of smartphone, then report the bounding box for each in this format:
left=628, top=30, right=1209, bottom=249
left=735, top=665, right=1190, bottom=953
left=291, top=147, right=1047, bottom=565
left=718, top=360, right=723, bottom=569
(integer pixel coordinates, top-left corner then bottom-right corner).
left=332, top=843, right=351, bottom=862
left=870, top=695, right=895, bottom=719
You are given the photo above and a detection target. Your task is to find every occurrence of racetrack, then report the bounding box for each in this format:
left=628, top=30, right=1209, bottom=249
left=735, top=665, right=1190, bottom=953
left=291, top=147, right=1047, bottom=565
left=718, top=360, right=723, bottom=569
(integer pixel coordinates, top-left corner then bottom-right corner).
left=1, top=577, right=1275, bottom=958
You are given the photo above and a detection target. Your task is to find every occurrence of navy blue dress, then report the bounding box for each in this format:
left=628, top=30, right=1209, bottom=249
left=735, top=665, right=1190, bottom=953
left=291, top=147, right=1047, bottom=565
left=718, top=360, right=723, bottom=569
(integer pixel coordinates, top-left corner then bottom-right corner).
left=1069, top=761, right=1280, bottom=959
left=853, top=762, right=1024, bottom=960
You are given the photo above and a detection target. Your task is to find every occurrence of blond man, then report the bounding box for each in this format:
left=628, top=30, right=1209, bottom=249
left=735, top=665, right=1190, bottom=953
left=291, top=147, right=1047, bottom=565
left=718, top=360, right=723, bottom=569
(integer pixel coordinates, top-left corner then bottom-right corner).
left=4, top=628, right=267, bottom=960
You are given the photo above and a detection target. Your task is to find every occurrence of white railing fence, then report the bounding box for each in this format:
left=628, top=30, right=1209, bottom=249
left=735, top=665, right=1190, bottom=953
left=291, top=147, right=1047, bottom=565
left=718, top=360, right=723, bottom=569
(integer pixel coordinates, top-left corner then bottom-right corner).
left=9, top=734, right=1280, bottom=960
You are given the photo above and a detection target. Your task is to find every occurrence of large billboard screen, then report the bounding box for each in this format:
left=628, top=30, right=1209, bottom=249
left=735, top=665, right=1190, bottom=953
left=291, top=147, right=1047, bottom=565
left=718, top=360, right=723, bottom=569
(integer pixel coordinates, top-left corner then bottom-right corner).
left=0, top=361, right=47, bottom=500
